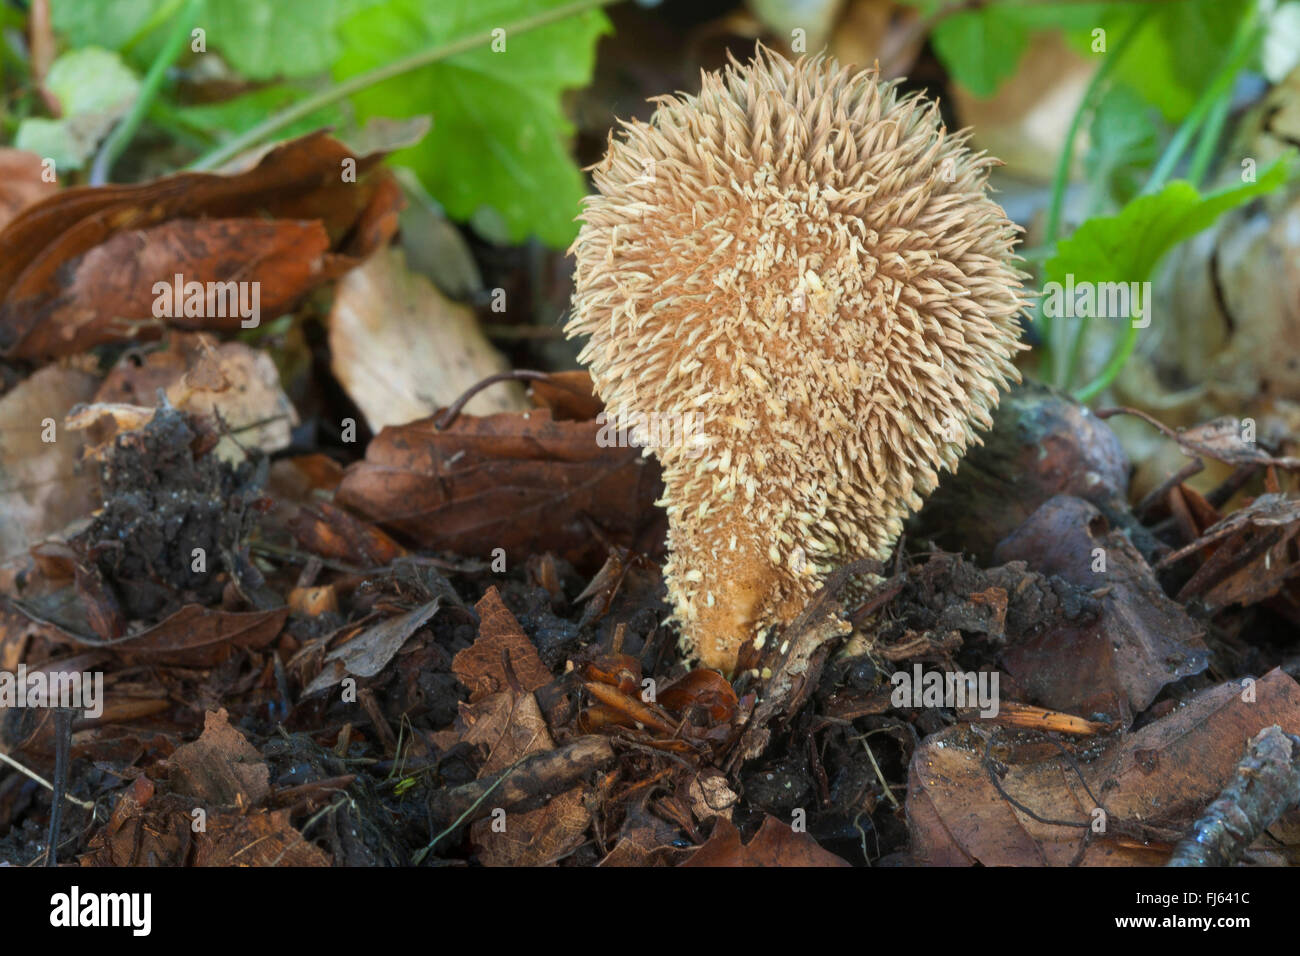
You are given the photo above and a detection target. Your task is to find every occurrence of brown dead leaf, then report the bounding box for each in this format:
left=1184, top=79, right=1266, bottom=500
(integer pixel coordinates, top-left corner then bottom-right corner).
left=451, top=592, right=589, bottom=866
left=193, top=809, right=331, bottom=867
left=1098, top=407, right=1300, bottom=471
left=599, top=801, right=694, bottom=866
left=907, top=669, right=1300, bottom=866
left=79, top=776, right=192, bottom=866
left=94, top=333, right=297, bottom=459
left=460, top=691, right=554, bottom=777
left=527, top=370, right=603, bottom=421
left=112, top=604, right=288, bottom=666
left=0, top=149, right=58, bottom=231
left=288, top=500, right=407, bottom=568
left=328, top=247, right=527, bottom=431
left=994, top=495, right=1208, bottom=721
left=681, top=815, right=850, bottom=866
left=470, top=786, right=591, bottom=867
left=687, top=768, right=739, bottom=821
left=451, top=587, right=553, bottom=701
left=334, top=408, right=665, bottom=571
left=13, top=219, right=333, bottom=358
left=303, top=598, right=443, bottom=697
left=166, top=708, right=270, bottom=807
left=0, top=130, right=402, bottom=359
left=1160, top=493, right=1300, bottom=610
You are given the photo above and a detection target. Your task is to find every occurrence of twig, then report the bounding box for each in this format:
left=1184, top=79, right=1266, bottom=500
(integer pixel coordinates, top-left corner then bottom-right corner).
left=1168, top=725, right=1300, bottom=866
left=0, top=747, right=95, bottom=810
left=432, top=369, right=551, bottom=429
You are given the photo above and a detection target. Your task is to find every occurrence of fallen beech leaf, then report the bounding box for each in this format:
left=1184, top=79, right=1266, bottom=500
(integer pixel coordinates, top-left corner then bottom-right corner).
left=328, top=246, right=527, bottom=431
left=12, top=219, right=333, bottom=358
left=113, top=605, right=288, bottom=667
left=335, top=408, right=664, bottom=570
left=0, top=130, right=401, bottom=359
left=452, top=588, right=552, bottom=701
left=527, top=370, right=603, bottom=421
left=907, top=669, right=1300, bottom=866
left=681, top=815, right=850, bottom=867
left=460, top=691, right=553, bottom=777
left=471, top=786, right=591, bottom=867
left=0, top=365, right=99, bottom=559
left=166, top=708, right=270, bottom=807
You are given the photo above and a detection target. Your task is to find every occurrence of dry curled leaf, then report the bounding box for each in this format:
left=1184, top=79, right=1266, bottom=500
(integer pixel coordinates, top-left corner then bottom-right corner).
left=907, top=669, right=1300, bottom=866
left=0, top=130, right=402, bottom=359
left=336, top=409, right=664, bottom=571
left=451, top=587, right=553, bottom=701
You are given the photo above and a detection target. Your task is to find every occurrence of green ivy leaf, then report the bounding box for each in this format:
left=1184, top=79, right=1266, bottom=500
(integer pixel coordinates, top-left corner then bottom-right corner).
left=335, top=0, right=611, bottom=247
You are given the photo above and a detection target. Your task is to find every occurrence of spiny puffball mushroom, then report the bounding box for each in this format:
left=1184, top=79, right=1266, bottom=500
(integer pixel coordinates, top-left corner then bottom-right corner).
left=566, top=45, right=1029, bottom=673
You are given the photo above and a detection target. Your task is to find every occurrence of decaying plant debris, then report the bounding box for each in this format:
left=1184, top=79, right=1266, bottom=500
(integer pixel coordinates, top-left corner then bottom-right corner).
left=3, top=327, right=1299, bottom=866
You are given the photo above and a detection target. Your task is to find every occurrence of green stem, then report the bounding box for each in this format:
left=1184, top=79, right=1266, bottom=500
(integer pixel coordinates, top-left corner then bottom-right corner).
left=1186, top=88, right=1231, bottom=189
left=1042, top=7, right=1150, bottom=384
left=188, top=0, right=618, bottom=172
left=1142, top=11, right=1261, bottom=195
left=1073, top=324, right=1139, bottom=402
left=90, top=0, right=202, bottom=185
left=1042, top=8, right=1149, bottom=252
left=1066, top=8, right=1262, bottom=397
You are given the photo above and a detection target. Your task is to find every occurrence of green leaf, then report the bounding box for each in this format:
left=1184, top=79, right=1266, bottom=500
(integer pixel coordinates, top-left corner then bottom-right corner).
left=53, top=0, right=365, bottom=78
left=335, top=0, right=611, bottom=247
left=1075, top=0, right=1252, bottom=122
left=15, top=48, right=141, bottom=169
left=1047, top=159, right=1291, bottom=289
left=1084, top=84, right=1160, bottom=210
left=906, top=0, right=1113, bottom=98
left=50, top=0, right=168, bottom=55
left=178, top=84, right=344, bottom=139
left=204, top=0, right=344, bottom=79
left=1048, top=157, right=1293, bottom=397
left=929, top=7, right=1029, bottom=97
